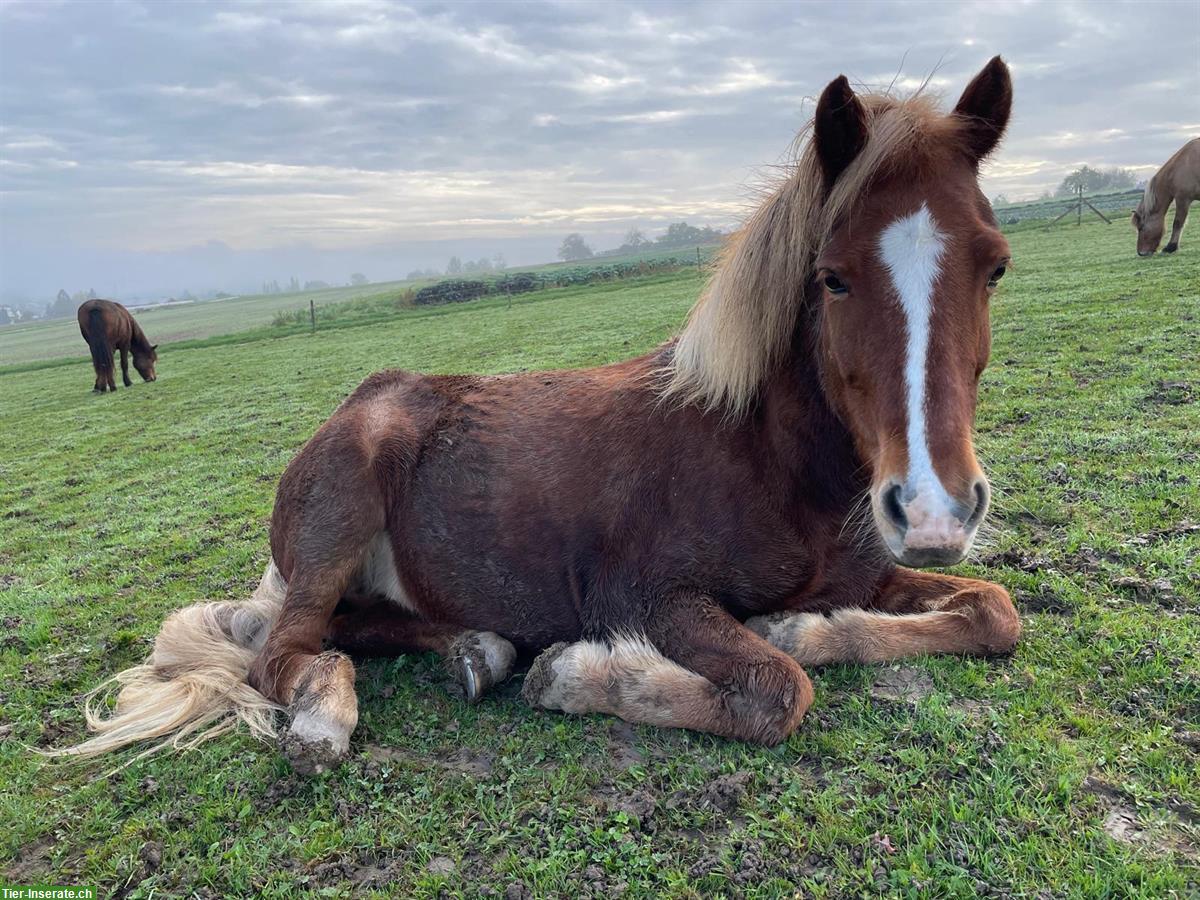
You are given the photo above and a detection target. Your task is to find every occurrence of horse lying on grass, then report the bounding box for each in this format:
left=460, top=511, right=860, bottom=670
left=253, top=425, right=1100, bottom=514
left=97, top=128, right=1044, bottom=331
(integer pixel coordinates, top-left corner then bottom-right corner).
left=52, top=57, right=1021, bottom=774
left=77, top=298, right=158, bottom=393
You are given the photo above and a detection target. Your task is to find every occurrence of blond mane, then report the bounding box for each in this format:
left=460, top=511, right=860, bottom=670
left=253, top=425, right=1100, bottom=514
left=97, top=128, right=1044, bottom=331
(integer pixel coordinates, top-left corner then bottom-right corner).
left=661, top=92, right=955, bottom=415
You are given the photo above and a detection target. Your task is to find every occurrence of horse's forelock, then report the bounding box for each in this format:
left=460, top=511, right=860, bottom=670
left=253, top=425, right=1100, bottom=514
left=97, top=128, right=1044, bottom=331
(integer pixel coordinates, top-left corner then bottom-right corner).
left=662, top=91, right=960, bottom=416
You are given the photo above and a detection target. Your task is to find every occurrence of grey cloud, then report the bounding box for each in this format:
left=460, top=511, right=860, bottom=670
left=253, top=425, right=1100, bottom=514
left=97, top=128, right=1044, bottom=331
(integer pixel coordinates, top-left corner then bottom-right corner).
left=1, top=0, right=1197, bottom=302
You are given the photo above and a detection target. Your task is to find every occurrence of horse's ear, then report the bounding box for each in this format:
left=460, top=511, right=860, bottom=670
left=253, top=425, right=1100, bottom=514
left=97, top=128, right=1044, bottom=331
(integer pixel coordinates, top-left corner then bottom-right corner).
left=814, top=75, right=868, bottom=191
left=954, top=55, right=1012, bottom=163
left=151, top=344, right=158, bottom=351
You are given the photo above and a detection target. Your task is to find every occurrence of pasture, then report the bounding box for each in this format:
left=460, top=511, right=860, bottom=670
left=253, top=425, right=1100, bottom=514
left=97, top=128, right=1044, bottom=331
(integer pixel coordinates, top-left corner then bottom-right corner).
left=1, top=220, right=1197, bottom=897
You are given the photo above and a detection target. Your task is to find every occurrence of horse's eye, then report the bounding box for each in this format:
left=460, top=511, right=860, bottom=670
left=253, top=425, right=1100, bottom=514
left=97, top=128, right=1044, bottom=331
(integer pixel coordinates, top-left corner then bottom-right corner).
left=823, top=273, right=848, bottom=294
left=987, top=265, right=1006, bottom=287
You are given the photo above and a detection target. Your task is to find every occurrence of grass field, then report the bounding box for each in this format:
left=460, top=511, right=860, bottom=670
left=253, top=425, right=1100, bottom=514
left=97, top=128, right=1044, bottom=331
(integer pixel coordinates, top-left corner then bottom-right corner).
left=0, top=245, right=717, bottom=370
left=1, top=221, right=1197, bottom=897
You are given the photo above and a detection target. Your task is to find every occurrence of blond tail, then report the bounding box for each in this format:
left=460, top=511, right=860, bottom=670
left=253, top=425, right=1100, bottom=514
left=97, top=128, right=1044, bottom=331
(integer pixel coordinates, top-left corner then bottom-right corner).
left=41, top=561, right=288, bottom=766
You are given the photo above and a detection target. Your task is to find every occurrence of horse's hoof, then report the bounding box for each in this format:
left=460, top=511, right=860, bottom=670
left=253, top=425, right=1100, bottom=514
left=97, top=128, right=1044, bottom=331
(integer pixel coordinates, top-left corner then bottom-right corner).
left=447, top=631, right=516, bottom=704
left=521, top=642, right=570, bottom=709
left=280, top=652, right=357, bottom=776
left=280, top=726, right=347, bottom=776
left=1163, top=243, right=1178, bottom=254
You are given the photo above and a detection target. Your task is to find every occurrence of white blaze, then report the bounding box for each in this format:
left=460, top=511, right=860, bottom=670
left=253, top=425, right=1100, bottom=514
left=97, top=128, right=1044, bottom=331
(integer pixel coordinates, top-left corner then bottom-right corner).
left=878, top=204, right=955, bottom=533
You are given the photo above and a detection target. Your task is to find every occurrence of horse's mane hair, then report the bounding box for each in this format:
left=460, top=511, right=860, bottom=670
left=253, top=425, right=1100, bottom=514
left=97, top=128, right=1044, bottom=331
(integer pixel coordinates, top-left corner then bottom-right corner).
left=1137, top=175, right=1162, bottom=217
left=661, top=91, right=956, bottom=416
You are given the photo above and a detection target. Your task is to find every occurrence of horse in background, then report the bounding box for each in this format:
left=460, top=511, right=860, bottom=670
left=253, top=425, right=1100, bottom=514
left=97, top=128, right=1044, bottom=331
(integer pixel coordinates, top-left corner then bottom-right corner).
left=52, top=57, right=1021, bottom=774
left=1132, top=137, right=1199, bottom=255
left=77, top=299, right=158, bottom=392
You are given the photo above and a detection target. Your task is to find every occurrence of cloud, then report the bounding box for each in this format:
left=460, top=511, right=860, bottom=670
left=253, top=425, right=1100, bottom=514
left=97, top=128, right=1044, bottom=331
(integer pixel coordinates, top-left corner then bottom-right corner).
left=1, top=0, right=1197, bottom=302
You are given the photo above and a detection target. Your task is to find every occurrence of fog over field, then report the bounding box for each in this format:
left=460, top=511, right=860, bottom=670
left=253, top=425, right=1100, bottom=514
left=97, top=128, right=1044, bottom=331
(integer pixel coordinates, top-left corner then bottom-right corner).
left=1, top=0, right=1196, bottom=303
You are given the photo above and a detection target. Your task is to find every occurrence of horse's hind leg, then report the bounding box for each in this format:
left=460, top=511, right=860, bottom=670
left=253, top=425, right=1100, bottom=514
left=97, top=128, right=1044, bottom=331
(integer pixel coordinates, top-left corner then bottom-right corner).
left=745, top=569, right=1020, bottom=666
left=326, top=602, right=516, bottom=703
left=246, top=432, right=386, bottom=774
left=524, top=592, right=813, bottom=745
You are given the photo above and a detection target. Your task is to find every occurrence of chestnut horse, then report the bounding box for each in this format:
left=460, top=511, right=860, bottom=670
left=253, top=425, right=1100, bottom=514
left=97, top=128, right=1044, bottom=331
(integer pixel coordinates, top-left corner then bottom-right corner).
left=77, top=299, right=158, bottom=392
left=54, top=58, right=1020, bottom=774
left=1132, top=137, right=1199, bottom=256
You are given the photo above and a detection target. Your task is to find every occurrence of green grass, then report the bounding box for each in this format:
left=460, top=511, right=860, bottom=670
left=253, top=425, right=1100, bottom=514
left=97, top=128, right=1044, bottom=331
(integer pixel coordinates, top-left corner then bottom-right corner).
left=1, top=222, right=1197, bottom=897
left=0, top=245, right=718, bottom=371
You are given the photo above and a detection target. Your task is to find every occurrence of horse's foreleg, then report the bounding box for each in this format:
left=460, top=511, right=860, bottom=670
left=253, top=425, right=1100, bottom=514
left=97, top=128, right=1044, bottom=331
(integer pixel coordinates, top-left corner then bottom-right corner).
left=523, top=592, right=813, bottom=745
left=746, top=569, right=1020, bottom=666
left=1164, top=197, right=1191, bottom=253
left=326, top=602, right=516, bottom=703
left=119, top=347, right=132, bottom=387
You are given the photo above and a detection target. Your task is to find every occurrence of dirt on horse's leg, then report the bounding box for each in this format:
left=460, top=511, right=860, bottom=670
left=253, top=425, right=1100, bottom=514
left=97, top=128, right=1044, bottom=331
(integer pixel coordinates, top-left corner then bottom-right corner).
left=746, top=569, right=1021, bottom=666
left=247, top=561, right=364, bottom=775
left=119, top=347, right=132, bottom=387
left=523, top=592, right=813, bottom=745
left=326, top=602, right=516, bottom=703
left=1164, top=197, right=1191, bottom=253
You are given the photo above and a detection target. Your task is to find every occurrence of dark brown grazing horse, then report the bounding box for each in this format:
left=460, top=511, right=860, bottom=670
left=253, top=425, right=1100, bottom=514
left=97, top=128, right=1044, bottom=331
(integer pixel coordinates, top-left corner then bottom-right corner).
left=77, top=299, right=158, bottom=392
left=54, top=57, right=1021, bottom=774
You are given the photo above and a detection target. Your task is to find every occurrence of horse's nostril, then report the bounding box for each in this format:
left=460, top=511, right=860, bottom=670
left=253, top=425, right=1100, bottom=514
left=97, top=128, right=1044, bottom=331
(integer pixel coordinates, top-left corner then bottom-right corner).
left=882, top=482, right=907, bottom=531
left=965, top=479, right=990, bottom=528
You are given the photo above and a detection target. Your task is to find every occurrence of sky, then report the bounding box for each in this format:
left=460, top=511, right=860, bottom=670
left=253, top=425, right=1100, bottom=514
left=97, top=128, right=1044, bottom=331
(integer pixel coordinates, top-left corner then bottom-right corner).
left=1, top=0, right=1198, bottom=305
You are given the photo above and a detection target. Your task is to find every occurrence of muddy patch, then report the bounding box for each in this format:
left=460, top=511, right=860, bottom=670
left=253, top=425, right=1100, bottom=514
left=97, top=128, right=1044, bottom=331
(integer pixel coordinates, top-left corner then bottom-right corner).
left=5, top=835, right=54, bottom=882
left=699, top=770, right=751, bottom=815
left=980, top=549, right=1053, bottom=573
left=606, top=719, right=645, bottom=771
left=593, top=784, right=658, bottom=830
left=1014, top=584, right=1074, bottom=615
left=1141, top=379, right=1194, bottom=406
left=948, top=698, right=992, bottom=718
left=871, top=666, right=935, bottom=703
left=364, top=743, right=496, bottom=779
left=306, top=848, right=410, bottom=891
left=1082, top=776, right=1199, bottom=857
left=1112, top=576, right=1185, bottom=611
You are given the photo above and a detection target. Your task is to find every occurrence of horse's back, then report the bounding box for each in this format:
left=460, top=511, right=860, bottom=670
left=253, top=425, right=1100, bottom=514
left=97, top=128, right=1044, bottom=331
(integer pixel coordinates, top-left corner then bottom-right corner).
left=76, top=298, right=132, bottom=337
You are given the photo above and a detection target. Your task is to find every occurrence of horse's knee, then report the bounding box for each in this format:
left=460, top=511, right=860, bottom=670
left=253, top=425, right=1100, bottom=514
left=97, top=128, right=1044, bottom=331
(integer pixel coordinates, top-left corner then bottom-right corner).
left=725, top=656, right=813, bottom=745
left=947, top=584, right=1021, bottom=655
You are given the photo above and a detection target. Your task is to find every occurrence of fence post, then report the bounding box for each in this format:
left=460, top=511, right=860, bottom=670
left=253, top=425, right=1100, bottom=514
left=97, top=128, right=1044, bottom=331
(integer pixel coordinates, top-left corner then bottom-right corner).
left=1076, top=184, right=1082, bottom=226
left=310, top=299, right=315, bottom=332
left=696, top=246, right=702, bottom=272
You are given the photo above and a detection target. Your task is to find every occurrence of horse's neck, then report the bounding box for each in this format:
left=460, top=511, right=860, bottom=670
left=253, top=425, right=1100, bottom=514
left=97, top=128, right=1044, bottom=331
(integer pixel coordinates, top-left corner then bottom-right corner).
left=128, top=321, right=150, bottom=352
left=757, top=325, right=868, bottom=513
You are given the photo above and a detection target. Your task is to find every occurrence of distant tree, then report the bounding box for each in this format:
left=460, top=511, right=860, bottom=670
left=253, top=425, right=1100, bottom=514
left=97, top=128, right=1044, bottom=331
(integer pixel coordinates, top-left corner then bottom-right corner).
left=350, top=272, right=368, bottom=286
left=304, top=280, right=330, bottom=291
left=622, top=228, right=651, bottom=250
left=56, top=289, right=70, bottom=305
left=991, top=194, right=1010, bottom=208
left=558, top=233, right=594, bottom=261
left=288, top=276, right=300, bottom=292
left=463, top=257, right=493, bottom=275
left=44, top=290, right=78, bottom=319
left=446, top=256, right=463, bottom=275
left=0, top=307, right=9, bottom=325
left=492, top=253, right=507, bottom=271
left=179, top=289, right=195, bottom=301
left=655, top=222, right=724, bottom=248
left=1055, top=165, right=1136, bottom=197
